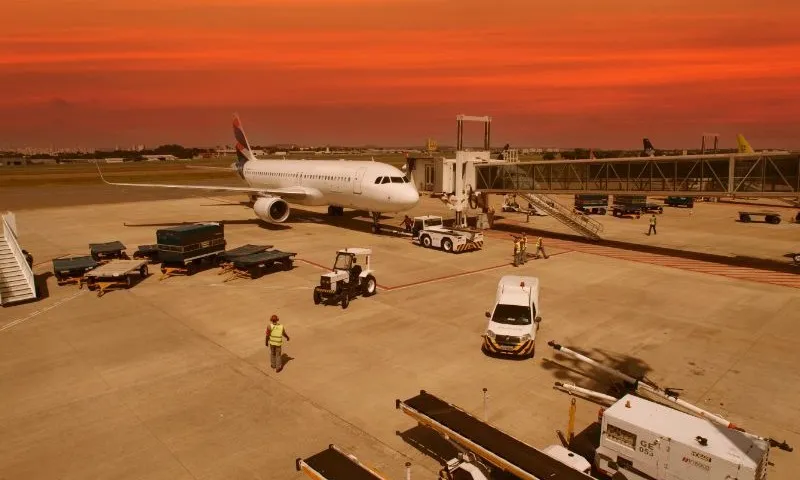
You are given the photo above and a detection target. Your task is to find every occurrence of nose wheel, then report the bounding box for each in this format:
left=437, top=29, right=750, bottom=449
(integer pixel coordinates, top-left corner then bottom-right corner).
left=370, top=211, right=382, bottom=234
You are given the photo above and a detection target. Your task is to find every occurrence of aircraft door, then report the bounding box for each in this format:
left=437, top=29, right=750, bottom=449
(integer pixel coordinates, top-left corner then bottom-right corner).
left=353, top=167, right=367, bottom=194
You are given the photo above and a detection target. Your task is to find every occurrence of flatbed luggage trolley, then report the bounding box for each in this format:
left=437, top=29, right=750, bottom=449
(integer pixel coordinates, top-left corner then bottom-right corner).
left=219, top=245, right=296, bottom=281
left=156, top=223, right=226, bottom=280
left=89, top=241, right=129, bottom=263
left=52, top=255, right=99, bottom=286
left=296, top=444, right=389, bottom=480
left=82, top=259, right=149, bottom=297
left=396, top=391, right=594, bottom=480
left=739, top=211, right=781, bottom=224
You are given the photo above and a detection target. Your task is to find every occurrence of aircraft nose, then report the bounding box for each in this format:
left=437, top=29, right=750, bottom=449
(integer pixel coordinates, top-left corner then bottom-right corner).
left=402, top=186, right=420, bottom=208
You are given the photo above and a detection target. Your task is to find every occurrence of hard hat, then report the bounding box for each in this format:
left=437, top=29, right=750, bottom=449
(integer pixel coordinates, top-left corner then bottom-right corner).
left=270, top=314, right=279, bottom=322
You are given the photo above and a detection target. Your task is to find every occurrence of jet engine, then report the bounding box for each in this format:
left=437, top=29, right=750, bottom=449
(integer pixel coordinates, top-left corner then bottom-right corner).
left=253, top=196, right=290, bottom=223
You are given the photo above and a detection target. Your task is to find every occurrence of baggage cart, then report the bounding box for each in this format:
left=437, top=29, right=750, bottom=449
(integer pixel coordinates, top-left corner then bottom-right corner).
left=89, top=241, right=129, bottom=262
left=82, top=259, right=149, bottom=297
left=132, top=244, right=160, bottom=263
left=52, top=255, right=99, bottom=286
left=157, top=223, right=226, bottom=279
left=739, top=211, right=781, bottom=224
left=219, top=249, right=295, bottom=281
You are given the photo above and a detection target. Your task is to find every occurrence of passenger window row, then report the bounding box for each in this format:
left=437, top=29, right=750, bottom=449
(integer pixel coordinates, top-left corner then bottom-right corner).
left=249, top=171, right=351, bottom=182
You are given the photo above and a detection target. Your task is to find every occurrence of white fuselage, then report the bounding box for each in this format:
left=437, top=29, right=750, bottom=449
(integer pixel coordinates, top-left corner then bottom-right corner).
left=241, top=159, right=419, bottom=212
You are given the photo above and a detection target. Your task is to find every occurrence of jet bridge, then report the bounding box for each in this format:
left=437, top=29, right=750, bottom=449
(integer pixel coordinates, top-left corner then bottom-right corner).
left=475, top=151, right=800, bottom=197
left=296, top=444, right=389, bottom=480
left=395, top=390, right=593, bottom=480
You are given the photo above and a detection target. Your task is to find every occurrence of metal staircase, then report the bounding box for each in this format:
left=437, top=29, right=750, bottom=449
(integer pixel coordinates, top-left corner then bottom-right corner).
left=1, top=212, right=37, bottom=306
left=521, top=193, right=603, bottom=241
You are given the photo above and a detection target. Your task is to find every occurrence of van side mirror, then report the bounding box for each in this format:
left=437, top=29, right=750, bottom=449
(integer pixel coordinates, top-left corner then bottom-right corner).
left=534, top=316, right=542, bottom=323
left=484, top=311, right=491, bottom=318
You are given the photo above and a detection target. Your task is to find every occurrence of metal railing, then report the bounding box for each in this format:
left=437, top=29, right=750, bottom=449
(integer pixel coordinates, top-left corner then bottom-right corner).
left=1, top=212, right=35, bottom=303
left=522, top=193, right=603, bottom=240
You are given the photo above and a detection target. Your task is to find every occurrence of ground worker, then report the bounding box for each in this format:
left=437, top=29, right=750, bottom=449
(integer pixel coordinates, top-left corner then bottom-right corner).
left=647, top=214, right=657, bottom=235
left=512, top=237, right=521, bottom=266
left=534, top=236, right=548, bottom=259
left=400, top=215, right=414, bottom=234
left=520, top=233, right=528, bottom=264
left=265, top=314, right=290, bottom=372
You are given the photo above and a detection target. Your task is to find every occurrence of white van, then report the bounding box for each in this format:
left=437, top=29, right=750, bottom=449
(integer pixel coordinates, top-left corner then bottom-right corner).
left=482, top=275, right=541, bottom=358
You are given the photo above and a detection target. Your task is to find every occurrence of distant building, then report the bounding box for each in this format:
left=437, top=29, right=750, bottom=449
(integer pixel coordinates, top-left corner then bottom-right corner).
left=0, top=157, right=26, bottom=166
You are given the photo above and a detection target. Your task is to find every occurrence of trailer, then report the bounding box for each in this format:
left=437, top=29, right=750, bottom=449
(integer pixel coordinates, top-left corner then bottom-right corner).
left=157, top=223, right=226, bottom=278
left=641, top=202, right=664, bottom=214
left=89, top=241, right=129, bottom=262
left=574, top=194, right=608, bottom=215
left=52, top=255, right=99, bottom=286
left=295, top=444, right=389, bottom=480
left=612, top=195, right=646, bottom=218
left=412, top=215, right=484, bottom=253
left=739, top=211, right=781, bottom=224
left=396, top=390, right=594, bottom=480
left=219, top=249, right=296, bottom=281
left=82, top=259, right=149, bottom=297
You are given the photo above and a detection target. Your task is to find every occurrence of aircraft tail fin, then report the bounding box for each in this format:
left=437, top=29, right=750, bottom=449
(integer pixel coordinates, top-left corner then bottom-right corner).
left=736, top=134, right=755, bottom=153
left=232, top=114, right=256, bottom=166
left=643, top=138, right=656, bottom=157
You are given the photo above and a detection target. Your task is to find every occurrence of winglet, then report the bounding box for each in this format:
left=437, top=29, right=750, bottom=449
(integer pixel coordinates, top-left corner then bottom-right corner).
left=736, top=134, right=755, bottom=154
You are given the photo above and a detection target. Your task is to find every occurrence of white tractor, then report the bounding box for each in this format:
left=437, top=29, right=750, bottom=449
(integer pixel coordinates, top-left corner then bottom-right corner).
left=313, top=248, right=377, bottom=309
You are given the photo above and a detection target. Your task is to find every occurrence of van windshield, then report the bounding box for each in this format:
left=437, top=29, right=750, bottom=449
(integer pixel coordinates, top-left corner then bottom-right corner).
left=492, top=304, right=532, bottom=325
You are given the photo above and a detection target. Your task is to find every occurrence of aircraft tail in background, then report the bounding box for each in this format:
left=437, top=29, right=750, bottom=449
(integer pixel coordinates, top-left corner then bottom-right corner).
left=643, top=138, right=656, bottom=157
left=736, top=134, right=755, bottom=153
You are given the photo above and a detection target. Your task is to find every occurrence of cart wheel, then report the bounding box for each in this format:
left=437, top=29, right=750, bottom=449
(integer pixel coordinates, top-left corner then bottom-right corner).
left=186, top=263, right=195, bottom=275
left=126, top=275, right=132, bottom=288
left=140, top=265, right=148, bottom=277
left=341, top=294, right=349, bottom=309
left=249, top=266, right=261, bottom=279
left=599, top=208, right=606, bottom=215
left=313, top=289, right=322, bottom=305
left=283, top=260, right=293, bottom=271
left=740, top=214, right=751, bottom=222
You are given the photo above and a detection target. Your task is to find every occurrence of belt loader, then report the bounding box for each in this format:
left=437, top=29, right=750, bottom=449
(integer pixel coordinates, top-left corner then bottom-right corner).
left=547, top=341, right=792, bottom=480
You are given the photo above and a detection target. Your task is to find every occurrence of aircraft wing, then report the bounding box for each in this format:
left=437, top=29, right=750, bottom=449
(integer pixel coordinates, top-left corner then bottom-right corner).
left=95, top=162, right=309, bottom=200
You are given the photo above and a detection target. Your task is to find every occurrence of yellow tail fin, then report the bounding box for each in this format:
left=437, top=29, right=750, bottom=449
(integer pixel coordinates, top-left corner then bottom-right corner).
left=736, top=134, right=754, bottom=153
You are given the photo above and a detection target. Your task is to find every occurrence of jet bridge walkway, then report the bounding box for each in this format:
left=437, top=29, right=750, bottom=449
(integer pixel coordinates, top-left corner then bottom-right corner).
left=395, top=390, right=593, bottom=480
left=296, top=444, right=389, bottom=480
left=475, top=151, right=800, bottom=197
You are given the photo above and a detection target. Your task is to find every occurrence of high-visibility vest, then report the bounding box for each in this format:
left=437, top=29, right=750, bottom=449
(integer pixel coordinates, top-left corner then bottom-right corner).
left=650, top=216, right=656, bottom=225
left=536, top=238, right=542, bottom=248
left=521, top=237, right=527, bottom=249
left=268, top=324, right=284, bottom=346
left=513, top=241, right=520, bottom=254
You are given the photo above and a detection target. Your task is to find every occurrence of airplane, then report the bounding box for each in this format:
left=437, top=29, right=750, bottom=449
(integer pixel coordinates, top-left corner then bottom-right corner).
left=96, top=115, right=420, bottom=233
left=642, top=138, right=656, bottom=157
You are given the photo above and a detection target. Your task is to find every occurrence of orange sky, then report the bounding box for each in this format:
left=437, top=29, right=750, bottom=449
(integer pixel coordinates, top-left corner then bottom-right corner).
left=2, top=0, right=800, bottom=149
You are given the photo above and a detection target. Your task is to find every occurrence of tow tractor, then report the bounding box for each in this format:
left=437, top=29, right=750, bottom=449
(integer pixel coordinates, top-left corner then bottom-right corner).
left=313, top=248, right=377, bottom=309
left=412, top=215, right=484, bottom=253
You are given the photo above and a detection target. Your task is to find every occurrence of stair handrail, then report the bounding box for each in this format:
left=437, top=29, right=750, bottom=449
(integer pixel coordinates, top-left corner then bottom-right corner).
left=523, top=193, right=604, bottom=236
left=1, top=212, right=35, bottom=298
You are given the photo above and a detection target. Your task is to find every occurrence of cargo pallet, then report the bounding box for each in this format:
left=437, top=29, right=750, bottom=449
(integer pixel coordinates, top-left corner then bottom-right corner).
left=218, top=249, right=296, bottom=281
left=132, top=244, right=160, bottom=263
left=296, top=444, right=388, bottom=480
left=82, top=259, right=149, bottom=297
left=395, top=390, right=593, bottom=480
left=89, top=241, right=129, bottom=263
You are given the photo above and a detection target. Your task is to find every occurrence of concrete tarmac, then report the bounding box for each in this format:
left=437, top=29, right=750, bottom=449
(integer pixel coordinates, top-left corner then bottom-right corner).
left=1, top=192, right=799, bottom=479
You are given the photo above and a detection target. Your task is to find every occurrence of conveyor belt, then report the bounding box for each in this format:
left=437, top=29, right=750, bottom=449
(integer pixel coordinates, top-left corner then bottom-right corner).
left=396, top=390, right=593, bottom=480
left=296, top=444, right=387, bottom=480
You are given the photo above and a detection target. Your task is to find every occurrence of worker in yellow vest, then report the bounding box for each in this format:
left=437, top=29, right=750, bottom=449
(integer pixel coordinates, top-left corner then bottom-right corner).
left=265, top=314, right=290, bottom=372
left=513, top=237, right=521, bottom=267
left=534, top=236, right=548, bottom=259
left=647, top=214, right=657, bottom=235
left=520, top=233, right=528, bottom=264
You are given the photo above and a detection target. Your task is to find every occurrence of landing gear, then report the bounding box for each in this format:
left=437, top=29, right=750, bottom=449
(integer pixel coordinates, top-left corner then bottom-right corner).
left=370, top=211, right=382, bottom=234
left=327, top=206, right=344, bottom=216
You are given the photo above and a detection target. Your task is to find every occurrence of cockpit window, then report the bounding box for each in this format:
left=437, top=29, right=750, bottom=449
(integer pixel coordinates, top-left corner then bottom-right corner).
left=374, top=177, right=384, bottom=184
left=381, top=177, right=390, bottom=184
left=390, top=176, right=405, bottom=183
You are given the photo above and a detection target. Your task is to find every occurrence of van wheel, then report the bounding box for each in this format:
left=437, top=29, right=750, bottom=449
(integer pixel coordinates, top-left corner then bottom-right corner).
left=421, top=235, right=432, bottom=248
left=441, top=238, right=453, bottom=252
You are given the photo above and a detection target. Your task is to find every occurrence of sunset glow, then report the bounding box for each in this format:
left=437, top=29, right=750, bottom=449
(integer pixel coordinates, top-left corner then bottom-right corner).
left=3, top=0, right=799, bottom=148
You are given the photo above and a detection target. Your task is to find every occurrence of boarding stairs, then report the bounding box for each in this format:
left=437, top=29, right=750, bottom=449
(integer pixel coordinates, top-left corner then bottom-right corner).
left=778, top=197, right=799, bottom=207
left=520, top=193, right=603, bottom=241
left=0, top=212, right=37, bottom=306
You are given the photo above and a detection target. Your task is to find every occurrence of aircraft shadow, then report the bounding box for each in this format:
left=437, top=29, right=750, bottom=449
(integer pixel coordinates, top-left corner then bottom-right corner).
left=489, top=221, right=799, bottom=274
left=123, top=219, right=291, bottom=231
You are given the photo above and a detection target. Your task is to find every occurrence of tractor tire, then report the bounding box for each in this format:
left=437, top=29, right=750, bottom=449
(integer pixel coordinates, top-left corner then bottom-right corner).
left=341, top=294, right=350, bottom=309
left=441, top=238, right=453, bottom=253
left=363, top=275, right=377, bottom=296
left=793, top=254, right=800, bottom=264
left=313, top=289, right=322, bottom=305
left=421, top=235, right=432, bottom=248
